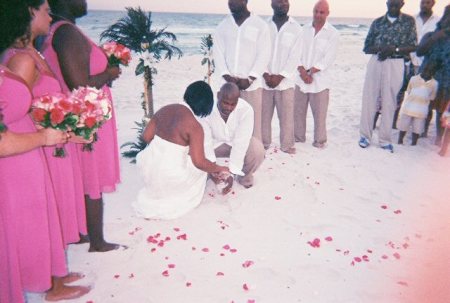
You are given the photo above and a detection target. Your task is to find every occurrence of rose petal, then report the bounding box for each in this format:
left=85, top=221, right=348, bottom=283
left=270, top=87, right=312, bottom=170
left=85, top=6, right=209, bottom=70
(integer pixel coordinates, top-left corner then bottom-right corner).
left=177, top=234, right=187, bottom=240
left=129, top=273, right=135, bottom=278
left=394, top=210, right=402, bottom=214
left=275, top=196, right=282, bottom=200
left=216, top=272, right=224, bottom=276
left=393, top=253, right=401, bottom=260
left=381, top=205, right=388, bottom=209
left=354, top=257, right=362, bottom=263
left=243, top=283, right=249, bottom=291
left=325, top=236, right=333, bottom=242
left=114, top=274, right=120, bottom=279
left=223, top=244, right=231, bottom=250
left=397, top=281, right=408, bottom=287
left=150, top=248, right=156, bottom=253
left=168, top=264, right=176, bottom=269
left=242, top=260, right=254, bottom=268
left=173, top=227, right=181, bottom=232
left=382, top=255, right=389, bottom=260
left=230, top=248, right=238, bottom=253
left=202, top=248, right=209, bottom=252
left=162, top=270, right=169, bottom=277
left=186, top=282, right=192, bottom=287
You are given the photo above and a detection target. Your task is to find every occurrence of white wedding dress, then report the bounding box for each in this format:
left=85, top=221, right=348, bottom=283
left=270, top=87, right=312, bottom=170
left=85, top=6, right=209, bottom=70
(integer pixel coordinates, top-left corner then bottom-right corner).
left=133, top=135, right=207, bottom=219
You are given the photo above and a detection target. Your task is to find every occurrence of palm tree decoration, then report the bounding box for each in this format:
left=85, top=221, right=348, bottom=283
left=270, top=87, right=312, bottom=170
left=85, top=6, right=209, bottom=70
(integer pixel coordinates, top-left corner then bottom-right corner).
left=120, top=120, right=148, bottom=163
left=200, top=34, right=215, bottom=84
left=100, top=7, right=182, bottom=118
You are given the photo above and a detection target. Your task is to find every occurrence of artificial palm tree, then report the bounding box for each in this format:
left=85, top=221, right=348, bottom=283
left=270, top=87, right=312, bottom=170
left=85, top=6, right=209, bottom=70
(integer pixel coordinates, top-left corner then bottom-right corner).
left=100, top=7, right=182, bottom=118
left=200, top=34, right=215, bottom=84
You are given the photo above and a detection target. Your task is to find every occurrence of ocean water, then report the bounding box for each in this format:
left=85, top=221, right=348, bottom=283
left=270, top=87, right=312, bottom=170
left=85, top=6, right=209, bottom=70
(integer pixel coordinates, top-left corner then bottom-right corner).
left=79, top=10, right=372, bottom=56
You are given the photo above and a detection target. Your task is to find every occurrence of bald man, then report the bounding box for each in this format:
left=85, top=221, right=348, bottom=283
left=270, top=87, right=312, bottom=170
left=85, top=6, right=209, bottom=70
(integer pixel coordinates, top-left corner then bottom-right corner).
left=200, top=83, right=265, bottom=189
left=294, top=0, right=339, bottom=149
left=359, top=0, right=416, bottom=153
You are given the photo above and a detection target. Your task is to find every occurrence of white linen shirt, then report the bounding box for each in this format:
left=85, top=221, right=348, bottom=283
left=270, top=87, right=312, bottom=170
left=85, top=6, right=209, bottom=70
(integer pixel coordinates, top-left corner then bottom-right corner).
left=263, top=17, right=302, bottom=91
left=200, top=99, right=254, bottom=176
left=295, top=21, right=339, bottom=94
left=213, top=14, right=271, bottom=91
left=410, top=13, right=440, bottom=67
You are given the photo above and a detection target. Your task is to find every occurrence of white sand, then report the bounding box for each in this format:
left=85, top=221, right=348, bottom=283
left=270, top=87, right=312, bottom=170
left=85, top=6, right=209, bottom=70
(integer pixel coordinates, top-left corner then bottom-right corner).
left=27, top=35, right=450, bottom=303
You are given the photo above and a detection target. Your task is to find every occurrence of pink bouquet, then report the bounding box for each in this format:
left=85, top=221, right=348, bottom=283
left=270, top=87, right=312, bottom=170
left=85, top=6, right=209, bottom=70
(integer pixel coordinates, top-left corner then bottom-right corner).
left=70, top=86, right=113, bottom=151
left=102, top=41, right=132, bottom=67
left=30, top=93, right=80, bottom=157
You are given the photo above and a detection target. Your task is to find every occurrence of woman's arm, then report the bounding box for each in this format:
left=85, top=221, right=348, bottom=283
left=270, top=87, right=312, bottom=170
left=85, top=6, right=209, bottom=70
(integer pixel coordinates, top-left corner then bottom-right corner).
left=52, top=24, right=120, bottom=90
left=0, top=128, right=67, bottom=157
left=188, top=120, right=228, bottom=174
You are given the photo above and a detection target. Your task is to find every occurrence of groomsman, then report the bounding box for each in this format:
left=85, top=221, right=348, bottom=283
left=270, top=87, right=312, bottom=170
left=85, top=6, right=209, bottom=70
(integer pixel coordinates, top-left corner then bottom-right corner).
left=262, top=0, right=302, bottom=154
left=213, top=0, right=271, bottom=141
left=294, top=0, right=339, bottom=149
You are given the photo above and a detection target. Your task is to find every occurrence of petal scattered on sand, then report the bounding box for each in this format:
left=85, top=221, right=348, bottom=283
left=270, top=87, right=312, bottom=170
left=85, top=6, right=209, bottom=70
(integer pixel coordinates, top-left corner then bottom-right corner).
left=202, top=248, right=210, bottom=252
left=394, top=210, right=402, bottom=214
left=223, top=244, right=231, bottom=250
left=114, top=275, right=120, bottom=279
left=325, top=236, right=333, bottom=242
left=186, top=282, right=192, bottom=287
left=168, top=264, right=176, bottom=269
left=162, top=270, right=169, bottom=277
left=242, top=260, right=254, bottom=268
left=307, top=238, right=321, bottom=248
left=393, top=253, right=401, bottom=260
left=397, top=281, right=408, bottom=287
left=243, top=283, right=249, bottom=291
left=216, top=272, right=224, bottom=276
left=275, top=196, right=282, bottom=200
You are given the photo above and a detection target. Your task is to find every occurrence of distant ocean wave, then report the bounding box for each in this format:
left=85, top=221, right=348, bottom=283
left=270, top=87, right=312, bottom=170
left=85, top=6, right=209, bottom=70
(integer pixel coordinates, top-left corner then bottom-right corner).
left=80, top=10, right=371, bottom=56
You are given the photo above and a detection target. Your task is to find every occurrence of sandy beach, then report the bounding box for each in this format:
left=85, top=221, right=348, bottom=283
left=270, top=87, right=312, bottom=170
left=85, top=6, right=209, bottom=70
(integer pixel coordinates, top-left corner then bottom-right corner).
left=26, top=27, right=450, bottom=303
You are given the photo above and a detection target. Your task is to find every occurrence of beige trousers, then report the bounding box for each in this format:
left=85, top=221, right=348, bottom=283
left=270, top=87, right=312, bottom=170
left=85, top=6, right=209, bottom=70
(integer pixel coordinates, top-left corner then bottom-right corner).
left=214, top=137, right=265, bottom=187
left=261, top=88, right=295, bottom=151
left=241, top=88, right=263, bottom=141
left=360, top=57, right=404, bottom=145
left=294, top=86, right=329, bottom=144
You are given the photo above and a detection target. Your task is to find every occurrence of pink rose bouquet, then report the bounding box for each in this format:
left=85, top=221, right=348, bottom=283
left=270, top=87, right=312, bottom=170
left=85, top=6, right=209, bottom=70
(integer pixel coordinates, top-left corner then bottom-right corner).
left=30, top=93, right=79, bottom=157
left=102, top=41, right=132, bottom=67
left=70, top=86, right=113, bottom=151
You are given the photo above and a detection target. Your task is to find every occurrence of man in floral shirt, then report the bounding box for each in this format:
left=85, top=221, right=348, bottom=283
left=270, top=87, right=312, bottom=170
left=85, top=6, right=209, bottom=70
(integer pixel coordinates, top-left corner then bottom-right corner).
left=358, top=0, right=417, bottom=153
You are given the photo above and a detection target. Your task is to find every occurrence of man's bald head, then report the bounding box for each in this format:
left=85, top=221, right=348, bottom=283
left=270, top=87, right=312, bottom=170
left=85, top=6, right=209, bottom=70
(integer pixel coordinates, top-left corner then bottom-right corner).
left=219, top=82, right=240, bottom=100
left=217, top=83, right=240, bottom=119
left=313, top=0, right=330, bottom=26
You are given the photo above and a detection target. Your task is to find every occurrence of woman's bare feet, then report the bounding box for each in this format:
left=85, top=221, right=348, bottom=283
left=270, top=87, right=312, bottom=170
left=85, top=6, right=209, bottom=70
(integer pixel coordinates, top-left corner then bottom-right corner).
left=88, top=241, right=127, bottom=252
left=45, top=277, right=90, bottom=301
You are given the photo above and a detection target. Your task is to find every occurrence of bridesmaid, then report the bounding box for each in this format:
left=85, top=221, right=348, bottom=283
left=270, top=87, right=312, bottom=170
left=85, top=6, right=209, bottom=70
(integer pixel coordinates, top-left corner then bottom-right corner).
left=0, top=1, right=89, bottom=301
left=2, top=0, right=89, bottom=247
left=43, top=0, right=123, bottom=252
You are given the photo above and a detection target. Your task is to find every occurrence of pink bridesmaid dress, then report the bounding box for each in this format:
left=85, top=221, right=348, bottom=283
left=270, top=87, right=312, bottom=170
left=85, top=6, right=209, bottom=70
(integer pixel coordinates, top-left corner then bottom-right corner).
left=2, top=48, right=87, bottom=246
left=42, top=21, right=120, bottom=199
left=0, top=66, right=67, bottom=297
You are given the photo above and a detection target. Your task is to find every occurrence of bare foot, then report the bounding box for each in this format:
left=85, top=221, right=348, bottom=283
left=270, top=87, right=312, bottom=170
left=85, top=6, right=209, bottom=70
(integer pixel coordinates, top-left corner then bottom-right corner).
left=88, top=241, right=127, bottom=253
left=60, top=272, right=85, bottom=284
left=45, top=285, right=90, bottom=301
left=282, top=147, right=296, bottom=154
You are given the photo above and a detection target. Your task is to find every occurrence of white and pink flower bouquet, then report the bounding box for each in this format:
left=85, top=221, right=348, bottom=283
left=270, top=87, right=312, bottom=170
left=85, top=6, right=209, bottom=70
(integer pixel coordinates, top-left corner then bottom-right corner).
left=30, top=93, right=80, bottom=157
left=70, top=86, right=113, bottom=151
left=101, top=41, right=132, bottom=67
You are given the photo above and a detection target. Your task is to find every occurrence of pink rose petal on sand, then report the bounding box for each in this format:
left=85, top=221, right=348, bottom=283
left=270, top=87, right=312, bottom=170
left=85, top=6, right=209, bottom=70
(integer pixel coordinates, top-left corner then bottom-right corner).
left=397, top=281, right=408, bottom=287
left=173, top=227, right=180, bottom=232
left=381, top=205, right=388, bottom=209
left=325, top=236, right=333, bottom=242
left=393, top=252, right=401, bottom=260
left=162, top=270, right=169, bottom=277
left=394, top=210, right=402, bottom=214
left=248, top=300, right=256, bottom=303
left=343, top=250, right=350, bottom=256
left=177, top=234, right=187, bottom=240
left=202, top=248, right=209, bottom=252
left=354, top=257, right=362, bottom=263
left=220, top=253, right=225, bottom=257
left=230, top=248, right=238, bottom=253
left=216, top=272, right=225, bottom=276
left=129, top=273, right=135, bottom=279
left=403, top=243, right=409, bottom=249
left=275, top=196, right=282, bottom=201
left=350, top=261, right=355, bottom=266
left=307, top=238, right=321, bottom=248
left=192, top=246, right=196, bottom=251
left=362, top=255, right=370, bottom=262
left=243, top=283, right=249, bottom=291
left=168, top=264, right=176, bottom=269
left=165, top=236, right=171, bottom=241
left=186, top=282, right=192, bottom=287
left=382, top=255, right=389, bottom=260
left=367, top=249, right=373, bottom=254
left=158, top=240, right=165, bottom=247
left=150, top=248, right=157, bottom=253
left=154, top=233, right=161, bottom=238
left=223, top=244, right=231, bottom=250
left=114, top=274, right=120, bottom=279
left=242, top=260, right=254, bottom=268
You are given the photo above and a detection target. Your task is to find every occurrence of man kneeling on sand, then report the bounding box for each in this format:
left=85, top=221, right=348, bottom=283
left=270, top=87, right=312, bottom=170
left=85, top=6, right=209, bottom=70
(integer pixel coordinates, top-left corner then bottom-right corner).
left=201, top=83, right=265, bottom=193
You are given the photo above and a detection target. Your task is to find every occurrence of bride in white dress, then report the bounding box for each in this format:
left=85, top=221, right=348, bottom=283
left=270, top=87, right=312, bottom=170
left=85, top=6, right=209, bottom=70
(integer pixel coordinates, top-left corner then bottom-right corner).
left=133, top=81, right=228, bottom=219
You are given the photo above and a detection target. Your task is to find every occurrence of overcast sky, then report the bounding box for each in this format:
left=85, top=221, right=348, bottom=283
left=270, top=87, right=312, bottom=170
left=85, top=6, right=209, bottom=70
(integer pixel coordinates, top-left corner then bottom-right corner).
left=88, top=0, right=448, bottom=19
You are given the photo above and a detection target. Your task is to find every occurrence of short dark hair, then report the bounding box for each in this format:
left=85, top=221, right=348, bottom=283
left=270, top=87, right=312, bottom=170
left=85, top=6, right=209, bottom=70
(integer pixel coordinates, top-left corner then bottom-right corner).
left=0, top=0, right=31, bottom=52
left=184, top=81, right=214, bottom=118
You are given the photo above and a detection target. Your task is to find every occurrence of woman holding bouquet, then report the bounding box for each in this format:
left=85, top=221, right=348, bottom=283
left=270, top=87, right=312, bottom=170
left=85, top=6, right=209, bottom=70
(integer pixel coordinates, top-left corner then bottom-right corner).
left=0, top=1, right=89, bottom=301
left=42, top=0, right=123, bottom=252
left=2, top=0, right=90, bottom=248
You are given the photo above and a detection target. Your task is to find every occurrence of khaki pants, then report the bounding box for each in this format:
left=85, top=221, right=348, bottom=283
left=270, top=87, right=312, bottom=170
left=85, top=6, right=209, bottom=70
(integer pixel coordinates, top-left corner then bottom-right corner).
left=360, top=56, right=404, bottom=145
left=261, top=88, right=295, bottom=151
left=214, top=137, right=265, bottom=187
left=294, top=86, right=329, bottom=144
left=241, top=88, right=263, bottom=141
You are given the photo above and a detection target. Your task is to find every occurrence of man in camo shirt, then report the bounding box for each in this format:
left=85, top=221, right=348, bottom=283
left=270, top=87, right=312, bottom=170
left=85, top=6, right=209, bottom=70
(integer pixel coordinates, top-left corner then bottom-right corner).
left=358, top=0, right=417, bottom=153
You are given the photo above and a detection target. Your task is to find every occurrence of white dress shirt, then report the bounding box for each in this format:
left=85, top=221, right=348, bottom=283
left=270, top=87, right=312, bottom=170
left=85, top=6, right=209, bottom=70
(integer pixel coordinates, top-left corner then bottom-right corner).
left=200, top=99, right=254, bottom=176
left=410, top=13, right=440, bottom=67
left=213, top=14, right=271, bottom=91
left=295, top=21, right=339, bottom=94
left=263, top=17, right=302, bottom=91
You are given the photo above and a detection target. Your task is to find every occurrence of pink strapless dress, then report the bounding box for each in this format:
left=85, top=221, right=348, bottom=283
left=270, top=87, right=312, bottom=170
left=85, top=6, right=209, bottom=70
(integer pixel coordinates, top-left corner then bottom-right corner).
left=42, top=21, right=120, bottom=199
left=0, top=66, right=67, bottom=296
left=2, top=48, right=87, bottom=246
